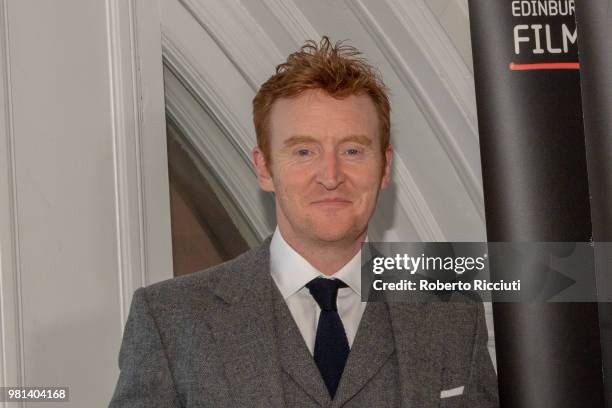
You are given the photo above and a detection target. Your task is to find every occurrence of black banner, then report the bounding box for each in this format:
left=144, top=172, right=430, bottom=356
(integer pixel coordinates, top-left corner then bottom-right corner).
left=575, top=1, right=612, bottom=405
left=468, top=1, right=605, bottom=407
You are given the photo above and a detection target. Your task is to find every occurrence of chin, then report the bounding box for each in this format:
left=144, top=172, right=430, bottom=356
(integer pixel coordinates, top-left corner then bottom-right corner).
left=307, top=223, right=363, bottom=244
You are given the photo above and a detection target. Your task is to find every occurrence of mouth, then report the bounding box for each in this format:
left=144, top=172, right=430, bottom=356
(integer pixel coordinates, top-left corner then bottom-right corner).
left=310, top=198, right=352, bottom=206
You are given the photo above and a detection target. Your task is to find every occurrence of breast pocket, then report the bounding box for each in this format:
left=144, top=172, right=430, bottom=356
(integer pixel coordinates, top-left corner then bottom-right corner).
left=439, top=385, right=465, bottom=408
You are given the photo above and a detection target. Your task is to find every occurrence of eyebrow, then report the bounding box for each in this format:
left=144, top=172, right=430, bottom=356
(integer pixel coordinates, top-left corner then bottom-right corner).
left=282, top=134, right=373, bottom=147
left=283, top=135, right=317, bottom=147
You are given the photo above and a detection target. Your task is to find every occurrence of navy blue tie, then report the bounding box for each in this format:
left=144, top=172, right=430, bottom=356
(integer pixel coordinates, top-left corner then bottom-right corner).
left=306, top=277, right=350, bottom=398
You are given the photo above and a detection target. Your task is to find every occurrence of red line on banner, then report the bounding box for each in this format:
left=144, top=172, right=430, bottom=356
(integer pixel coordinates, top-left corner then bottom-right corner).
left=509, top=62, right=580, bottom=71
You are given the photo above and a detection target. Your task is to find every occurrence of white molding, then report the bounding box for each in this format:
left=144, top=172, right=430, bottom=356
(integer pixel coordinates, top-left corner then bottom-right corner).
left=133, top=0, right=179, bottom=288
left=386, top=0, right=477, bottom=135
left=347, top=0, right=485, bottom=222
left=0, top=0, right=25, bottom=401
left=164, top=66, right=274, bottom=241
left=484, top=302, right=496, bottom=371
left=165, top=122, right=265, bottom=248
left=161, top=32, right=255, bottom=168
left=105, top=0, right=142, bottom=327
left=261, top=0, right=318, bottom=44
left=394, top=157, right=446, bottom=241
left=105, top=0, right=174, bottom=328
left=179, top=0, right=283, bottom=89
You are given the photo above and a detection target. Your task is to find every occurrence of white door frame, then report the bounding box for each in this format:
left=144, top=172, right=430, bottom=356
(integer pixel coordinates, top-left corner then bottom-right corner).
left=0, top=0, right=173, bottom=396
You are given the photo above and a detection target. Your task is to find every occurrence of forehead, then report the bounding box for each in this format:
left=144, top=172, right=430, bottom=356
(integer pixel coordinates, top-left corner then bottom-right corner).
left=268, top=89, right=379, bottom=144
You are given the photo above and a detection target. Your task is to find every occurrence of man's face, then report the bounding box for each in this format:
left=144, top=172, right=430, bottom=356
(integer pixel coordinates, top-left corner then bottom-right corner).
left=253, top=89, right=392, bottom=246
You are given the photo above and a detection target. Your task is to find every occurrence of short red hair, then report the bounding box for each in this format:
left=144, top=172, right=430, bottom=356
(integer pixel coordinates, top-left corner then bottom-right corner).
left=253, top=36, right=391, bottom=164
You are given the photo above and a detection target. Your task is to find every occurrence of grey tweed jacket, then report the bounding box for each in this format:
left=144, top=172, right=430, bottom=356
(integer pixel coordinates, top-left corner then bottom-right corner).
left=109, top=238, right=499, bottom=407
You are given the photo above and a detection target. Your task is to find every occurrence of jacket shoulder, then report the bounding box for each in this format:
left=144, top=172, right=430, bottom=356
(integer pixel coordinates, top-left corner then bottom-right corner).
left=141, top=242, right=267, bottom=310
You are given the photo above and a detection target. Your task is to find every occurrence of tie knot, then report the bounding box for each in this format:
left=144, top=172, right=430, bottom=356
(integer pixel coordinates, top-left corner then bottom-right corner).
left=306, top=277, right=348, bottom=312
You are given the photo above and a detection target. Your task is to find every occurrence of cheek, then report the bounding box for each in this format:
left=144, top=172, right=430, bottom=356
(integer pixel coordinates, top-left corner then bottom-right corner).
left=275, top=167, right=314, bottom=192
left=274, top=173, right=308, bottom=207
left=351, top=170, right=382, bottom=195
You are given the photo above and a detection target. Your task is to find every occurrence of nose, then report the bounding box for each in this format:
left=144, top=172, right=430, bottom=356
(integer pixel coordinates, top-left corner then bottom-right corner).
left=316, top=152, right=345, bottom=190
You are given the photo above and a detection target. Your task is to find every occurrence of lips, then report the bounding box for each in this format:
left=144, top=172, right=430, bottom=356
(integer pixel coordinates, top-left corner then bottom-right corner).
left=310, top=198, right=352, bottom=205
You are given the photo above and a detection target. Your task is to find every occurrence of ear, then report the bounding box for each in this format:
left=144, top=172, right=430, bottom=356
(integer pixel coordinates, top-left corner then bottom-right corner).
left=252, top=147, right=275, bottom=192
left=380, top=145, right=393, bottom=190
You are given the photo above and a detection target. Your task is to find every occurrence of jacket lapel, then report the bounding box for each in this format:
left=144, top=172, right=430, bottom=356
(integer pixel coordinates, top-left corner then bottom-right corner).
left=203, top=239, right=285, bottom=407
left=331, top=301, right=395, bottom=407
left=273, top=286, right=332, bottom=407
left=387, top=298, right=444, bottom=408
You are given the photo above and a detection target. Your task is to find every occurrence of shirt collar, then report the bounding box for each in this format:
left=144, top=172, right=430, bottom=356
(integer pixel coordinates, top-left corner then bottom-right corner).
left=270, top=227, right=365, bottom=300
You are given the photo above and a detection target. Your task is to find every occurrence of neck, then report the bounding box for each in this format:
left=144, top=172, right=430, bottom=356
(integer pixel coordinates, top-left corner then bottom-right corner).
left=279, top=227, right=366, bottom=276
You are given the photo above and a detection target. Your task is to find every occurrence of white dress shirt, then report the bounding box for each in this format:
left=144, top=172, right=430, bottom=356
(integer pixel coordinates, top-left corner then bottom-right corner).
left=270, top=227, right=367, bottom=355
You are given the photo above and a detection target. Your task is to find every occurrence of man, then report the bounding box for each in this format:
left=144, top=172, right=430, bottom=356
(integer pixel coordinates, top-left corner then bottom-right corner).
left=109, top=37, right=499, bottom=407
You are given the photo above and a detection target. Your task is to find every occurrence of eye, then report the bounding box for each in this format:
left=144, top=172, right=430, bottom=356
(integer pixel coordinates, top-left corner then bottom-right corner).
left=296, top=148, right=311, bottom=157
left=345, top=148, right=362, bottom=156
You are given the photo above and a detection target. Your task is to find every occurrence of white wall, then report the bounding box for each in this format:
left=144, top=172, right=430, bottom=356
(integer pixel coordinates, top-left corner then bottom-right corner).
left=0, top=0, right=173, bottom=406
